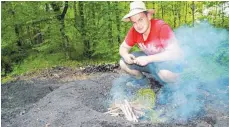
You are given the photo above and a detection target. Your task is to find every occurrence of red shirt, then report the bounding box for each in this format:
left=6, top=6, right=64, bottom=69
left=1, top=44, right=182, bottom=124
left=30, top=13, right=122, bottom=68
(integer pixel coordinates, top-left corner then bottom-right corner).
left=125, top=19, right=175, bottom=55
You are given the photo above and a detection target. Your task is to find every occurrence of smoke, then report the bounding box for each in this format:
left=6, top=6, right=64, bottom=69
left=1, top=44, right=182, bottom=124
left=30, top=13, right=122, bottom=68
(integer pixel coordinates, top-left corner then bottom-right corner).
left=109, top=21, right=229, bottom=124
left=110, top=75, right=134, bottom=101
left=156, top=21, right=229, bottom=123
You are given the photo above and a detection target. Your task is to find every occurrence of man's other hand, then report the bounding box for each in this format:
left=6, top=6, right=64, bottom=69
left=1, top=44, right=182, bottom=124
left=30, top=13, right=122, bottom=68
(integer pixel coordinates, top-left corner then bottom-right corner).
left=134, top=56, right=149, bottom=66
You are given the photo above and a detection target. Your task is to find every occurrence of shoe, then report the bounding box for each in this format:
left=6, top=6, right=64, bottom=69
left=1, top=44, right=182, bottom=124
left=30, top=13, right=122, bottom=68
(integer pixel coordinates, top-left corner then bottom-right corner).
left=126, top=75, right=150, bottom=88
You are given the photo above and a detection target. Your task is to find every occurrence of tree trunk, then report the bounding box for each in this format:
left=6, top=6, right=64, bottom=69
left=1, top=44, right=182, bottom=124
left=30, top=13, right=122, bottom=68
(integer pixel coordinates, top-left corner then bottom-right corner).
left=90, top=2, right=96, bottom=56
left=178, top=2, right=181, bottom=26
left=50, top=1, right=70, bottom=59
left=185, top=2, right=188, bottom=24
left=13, top=4, right=22, bottom=46
left=27, top=26, right=32, bottom=45
left=60, top=1, right=69, bottom=59
left=115, top=2, right=121, bottom=44
left=221, top=2, right=225, bottom=27
left=160, top=1, right=164, bottom=19
left=214, top=3, right=217, bottom=26
left=153, top=2, right=155, bottom=9
left=124, top=2, right=129, bottom=32
left=152, top=2, right=155, bottom=18
left=172, top=2, right=176, bottom=28
left=192, top=1, right=195, bottom=26
left=107, top=1, right=113, bottom=45
left=15, top=24, right=22, bottom=46
left=79, top=2, right=90, bottom=59
left=45, top=3, right=49, bottom=12
left=73, top=1, right=78, bottom=30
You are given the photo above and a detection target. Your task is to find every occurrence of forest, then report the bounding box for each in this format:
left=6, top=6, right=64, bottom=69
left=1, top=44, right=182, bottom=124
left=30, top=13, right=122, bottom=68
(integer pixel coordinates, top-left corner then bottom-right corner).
left=1, top=1, right=229, bottom=81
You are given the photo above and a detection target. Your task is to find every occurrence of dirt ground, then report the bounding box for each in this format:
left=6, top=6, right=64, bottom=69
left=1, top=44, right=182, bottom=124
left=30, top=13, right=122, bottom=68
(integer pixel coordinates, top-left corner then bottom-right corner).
left=1, top=66, right=229, bottom=127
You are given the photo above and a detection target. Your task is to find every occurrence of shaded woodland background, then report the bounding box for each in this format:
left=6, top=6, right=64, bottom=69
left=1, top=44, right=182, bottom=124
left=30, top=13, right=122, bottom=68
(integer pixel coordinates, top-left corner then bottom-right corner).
left=1, top=1, right=229, bottom=79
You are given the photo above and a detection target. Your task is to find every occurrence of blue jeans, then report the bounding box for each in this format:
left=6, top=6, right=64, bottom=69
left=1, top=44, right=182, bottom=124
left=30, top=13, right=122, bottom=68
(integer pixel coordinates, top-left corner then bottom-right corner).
left=121, top=51, right=184, bottom=84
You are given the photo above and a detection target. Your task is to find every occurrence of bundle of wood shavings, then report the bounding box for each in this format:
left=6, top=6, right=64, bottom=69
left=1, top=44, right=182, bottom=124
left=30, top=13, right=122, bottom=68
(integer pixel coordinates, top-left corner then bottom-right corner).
left=104, top=99, right=151, bottom=122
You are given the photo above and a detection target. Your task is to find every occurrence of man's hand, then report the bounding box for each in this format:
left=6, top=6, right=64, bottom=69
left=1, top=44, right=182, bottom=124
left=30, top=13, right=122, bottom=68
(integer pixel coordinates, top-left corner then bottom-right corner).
left=123, top=54, right=136, bottom=64
left=134, top=56, right=149, bottom=66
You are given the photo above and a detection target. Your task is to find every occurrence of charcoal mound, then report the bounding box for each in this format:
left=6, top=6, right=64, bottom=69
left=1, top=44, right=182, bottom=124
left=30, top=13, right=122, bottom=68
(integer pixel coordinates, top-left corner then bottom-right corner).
left=2, top=73, right=229, bottom=127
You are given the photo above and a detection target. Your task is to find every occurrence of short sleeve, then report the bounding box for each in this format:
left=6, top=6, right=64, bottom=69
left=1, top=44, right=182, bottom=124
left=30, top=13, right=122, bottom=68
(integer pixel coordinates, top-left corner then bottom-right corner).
left=124, top=27, right=136, bottom=47
left=159, top=24, right=176, bottom=48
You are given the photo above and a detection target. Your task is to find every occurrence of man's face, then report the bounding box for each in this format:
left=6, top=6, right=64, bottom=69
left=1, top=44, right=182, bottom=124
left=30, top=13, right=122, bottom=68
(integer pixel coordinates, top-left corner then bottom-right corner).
left=130, top=12, right=150, bottom=34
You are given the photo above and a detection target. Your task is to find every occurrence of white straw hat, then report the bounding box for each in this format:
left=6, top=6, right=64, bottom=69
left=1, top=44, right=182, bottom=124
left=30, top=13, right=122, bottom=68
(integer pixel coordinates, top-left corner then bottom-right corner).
left=122, top=1, right=155, bottom=22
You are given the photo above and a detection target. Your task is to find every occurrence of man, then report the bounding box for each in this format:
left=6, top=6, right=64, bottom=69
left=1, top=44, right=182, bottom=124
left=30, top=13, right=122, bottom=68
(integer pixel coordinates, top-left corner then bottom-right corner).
left=119, top=1, right=182, bottom=87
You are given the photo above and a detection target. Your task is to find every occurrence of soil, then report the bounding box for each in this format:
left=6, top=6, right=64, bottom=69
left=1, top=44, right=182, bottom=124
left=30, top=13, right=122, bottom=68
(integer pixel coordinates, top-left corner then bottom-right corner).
left=1, top=65, right=229, bottom=127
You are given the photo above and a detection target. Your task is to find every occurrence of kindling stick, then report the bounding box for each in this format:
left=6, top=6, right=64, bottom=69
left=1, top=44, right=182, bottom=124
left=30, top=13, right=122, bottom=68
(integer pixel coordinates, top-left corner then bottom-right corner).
left=104, top=99, right=150, bottom=122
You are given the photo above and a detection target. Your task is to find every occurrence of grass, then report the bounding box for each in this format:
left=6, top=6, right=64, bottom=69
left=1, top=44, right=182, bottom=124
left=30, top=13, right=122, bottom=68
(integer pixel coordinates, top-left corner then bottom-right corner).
left=1, top=53, right=118, bottom=84
left=1, top=76, right=14, bottom=84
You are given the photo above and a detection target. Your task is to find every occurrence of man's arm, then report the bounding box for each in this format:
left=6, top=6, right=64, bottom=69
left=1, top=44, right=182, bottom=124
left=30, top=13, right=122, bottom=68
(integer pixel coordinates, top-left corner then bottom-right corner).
left=119, top=41, right=136, bottom=64
left=119, top=41, right=131, bottom=57
left=148, top=24, right=183, bottom=62
left=133, top=38, right=182, bottom=66
left=147, top=38, right=183, bottom=62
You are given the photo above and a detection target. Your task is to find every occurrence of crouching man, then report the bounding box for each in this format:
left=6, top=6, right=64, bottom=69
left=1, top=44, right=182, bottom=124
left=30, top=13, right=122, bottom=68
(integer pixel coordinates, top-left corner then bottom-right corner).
left=119, top=1, right=183, bottom=87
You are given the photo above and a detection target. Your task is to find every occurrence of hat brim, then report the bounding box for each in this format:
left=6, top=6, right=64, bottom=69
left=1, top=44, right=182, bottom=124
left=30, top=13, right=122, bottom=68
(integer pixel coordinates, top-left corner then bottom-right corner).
left=122, top=9, right=155, bottom=22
